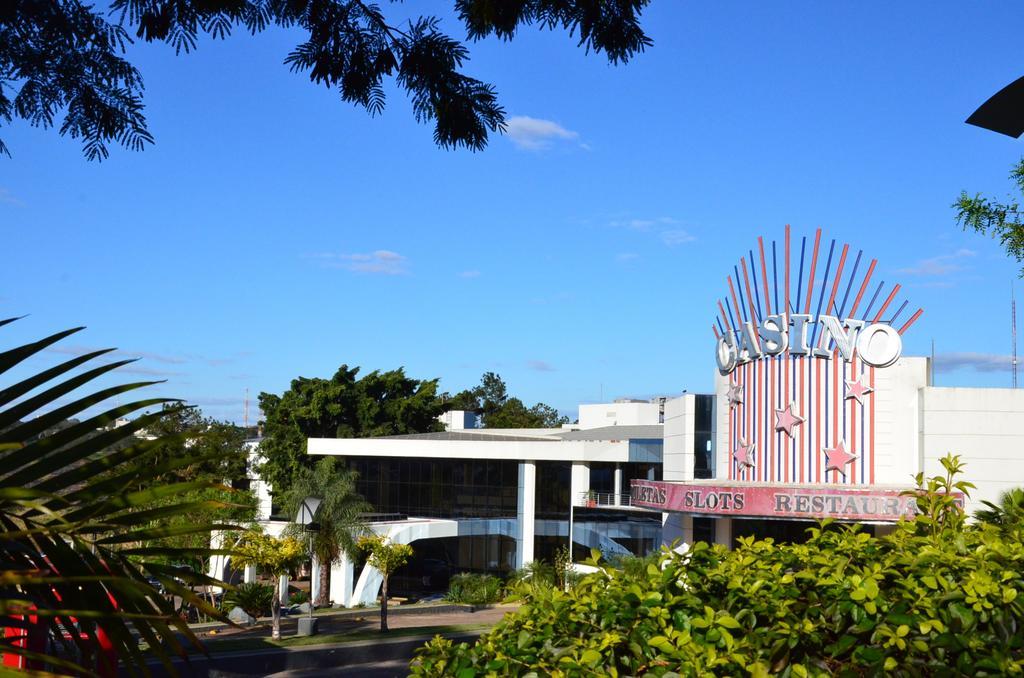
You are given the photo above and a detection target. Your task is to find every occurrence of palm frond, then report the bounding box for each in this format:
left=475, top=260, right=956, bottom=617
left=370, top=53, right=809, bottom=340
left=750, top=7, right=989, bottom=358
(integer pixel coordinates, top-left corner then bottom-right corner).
left=0, top=320, right=237, bottom=675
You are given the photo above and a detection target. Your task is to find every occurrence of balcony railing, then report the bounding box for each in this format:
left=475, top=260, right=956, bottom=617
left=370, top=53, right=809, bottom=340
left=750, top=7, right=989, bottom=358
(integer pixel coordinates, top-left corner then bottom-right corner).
left=576, top=492, right=633, bottom=508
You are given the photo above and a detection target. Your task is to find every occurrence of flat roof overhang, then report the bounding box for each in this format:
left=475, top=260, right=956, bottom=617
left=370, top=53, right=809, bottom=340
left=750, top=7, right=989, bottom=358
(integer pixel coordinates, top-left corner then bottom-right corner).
left=627, top=479, right=961, bottom=524
left=307, top=437, right=640, bottom=463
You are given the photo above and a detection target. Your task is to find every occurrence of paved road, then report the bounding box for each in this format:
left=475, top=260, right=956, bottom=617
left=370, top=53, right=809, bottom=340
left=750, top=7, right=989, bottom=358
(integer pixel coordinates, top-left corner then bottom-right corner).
left=267, top=659, right=410, bottom=677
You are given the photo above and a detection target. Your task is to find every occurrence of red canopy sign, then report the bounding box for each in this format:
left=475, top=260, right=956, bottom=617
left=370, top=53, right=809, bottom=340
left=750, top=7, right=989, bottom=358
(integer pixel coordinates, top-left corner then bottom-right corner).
left=629, top=479, right=956, bottom=523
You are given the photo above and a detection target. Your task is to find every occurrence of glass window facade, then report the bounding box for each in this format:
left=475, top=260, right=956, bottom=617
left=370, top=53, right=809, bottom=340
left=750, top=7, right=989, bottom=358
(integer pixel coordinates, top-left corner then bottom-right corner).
left=694, top=394, right=715, bottom=479
left=535, top=461, right=570, bottom=519
left=345, top=457, right=519, bottom=518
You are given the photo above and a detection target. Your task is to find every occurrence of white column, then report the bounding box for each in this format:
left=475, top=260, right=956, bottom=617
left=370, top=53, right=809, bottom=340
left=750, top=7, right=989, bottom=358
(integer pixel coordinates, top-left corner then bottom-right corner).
left=329, top=553, right=355, bottom=607
left=713, top=518, right=731, bottom=547
left=244, top=564, right=257, bottom=584
left=662, top=513, right=693, bottom=548
left=516, top=461, right=536, bottom=568
left=613, top=464, right=623, bottom=505
left=278, top=574, right=289, bottom=604
left=570, top=462, right=590, bottom=506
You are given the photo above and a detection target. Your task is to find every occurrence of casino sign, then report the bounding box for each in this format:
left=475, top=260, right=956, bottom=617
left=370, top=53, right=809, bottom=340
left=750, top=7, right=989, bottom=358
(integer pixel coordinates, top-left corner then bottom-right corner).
left=630, top=226, right=952, bottom=523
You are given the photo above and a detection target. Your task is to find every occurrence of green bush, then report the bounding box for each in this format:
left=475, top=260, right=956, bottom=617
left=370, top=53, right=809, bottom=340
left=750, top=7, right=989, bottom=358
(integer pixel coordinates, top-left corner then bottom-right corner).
left=289, top=590, right=310, bottom=606
left=445, top=573, right=504, bottom=605
left=503, top=561, right=556, bottom=601
left=223, top=582, right=274, bottom=619
left=412, top=456, right=1024, bottom=676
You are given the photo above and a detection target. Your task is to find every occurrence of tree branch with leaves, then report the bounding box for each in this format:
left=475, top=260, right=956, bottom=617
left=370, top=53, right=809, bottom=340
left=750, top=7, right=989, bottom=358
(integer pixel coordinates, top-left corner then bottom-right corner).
left=1, top=0, right=652, bottom=159
left=954, top=158, right=1024, bottom=276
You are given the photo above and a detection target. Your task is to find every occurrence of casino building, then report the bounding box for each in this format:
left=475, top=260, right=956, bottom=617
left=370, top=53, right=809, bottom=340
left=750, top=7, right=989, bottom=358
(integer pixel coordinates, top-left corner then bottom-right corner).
left=635, top=227, right=1024, bottom=547
left=232, top=226, right=1024, bottom=607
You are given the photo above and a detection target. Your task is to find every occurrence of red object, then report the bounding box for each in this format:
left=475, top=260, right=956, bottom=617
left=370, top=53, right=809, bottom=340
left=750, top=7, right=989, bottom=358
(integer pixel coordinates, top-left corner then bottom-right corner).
left=3, top=611, right=46, bottom=670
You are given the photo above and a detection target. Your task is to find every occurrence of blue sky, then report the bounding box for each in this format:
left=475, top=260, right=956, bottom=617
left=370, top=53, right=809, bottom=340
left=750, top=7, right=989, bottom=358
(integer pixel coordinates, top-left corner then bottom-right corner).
left=3, top=2, right=1024, bottom=423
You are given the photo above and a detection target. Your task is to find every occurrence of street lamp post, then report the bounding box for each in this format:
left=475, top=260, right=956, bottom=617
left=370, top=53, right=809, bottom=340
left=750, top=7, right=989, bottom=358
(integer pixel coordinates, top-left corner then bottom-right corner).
left=297, top=497, right=321, bottom=635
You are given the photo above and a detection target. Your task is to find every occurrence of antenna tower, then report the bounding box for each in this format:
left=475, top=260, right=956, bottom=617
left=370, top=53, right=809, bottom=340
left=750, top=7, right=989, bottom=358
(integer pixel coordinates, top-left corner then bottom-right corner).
left=1013, top=284, right=1018, bottom=389
left=244, top=388, right=249, bottom=428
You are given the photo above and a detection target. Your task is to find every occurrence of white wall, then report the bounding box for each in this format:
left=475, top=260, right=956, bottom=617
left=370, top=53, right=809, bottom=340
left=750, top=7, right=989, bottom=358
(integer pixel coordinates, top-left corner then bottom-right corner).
left=873, top=357, right=929, bottom=485
left=920, top=386, right=1024, bottom=515
left=437, top=410, right=480, bottom=430
left=661, top=395, right=695, bottom=545
left=579, top=402, right=661, bottom=429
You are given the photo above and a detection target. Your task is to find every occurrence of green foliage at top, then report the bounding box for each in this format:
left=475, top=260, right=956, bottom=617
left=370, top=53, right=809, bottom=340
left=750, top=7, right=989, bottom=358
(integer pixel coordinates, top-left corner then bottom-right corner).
left=234, top=530, right=306, bottom=577
left=2, top=0, right=651, bottom=159
left=445, top=573, right=503, bottom=605
left=0, top=320, right=238, bottom=675
left=412, top=456, right=1024, bottom=676
left=258, top=365, right=445, bottom=492
left=446, top=372, right=570, bottom=428
left=954, top=158, right=1024, bottom=276
left=358, top=535, right=414, bottom=577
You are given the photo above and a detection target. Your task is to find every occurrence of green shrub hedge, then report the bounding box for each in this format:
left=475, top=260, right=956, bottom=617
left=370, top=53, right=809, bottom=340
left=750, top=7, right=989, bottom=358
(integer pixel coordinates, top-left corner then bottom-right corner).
left=412, top=456, right=1024, bottom=676
left=445, top=573, right=504, bottom=605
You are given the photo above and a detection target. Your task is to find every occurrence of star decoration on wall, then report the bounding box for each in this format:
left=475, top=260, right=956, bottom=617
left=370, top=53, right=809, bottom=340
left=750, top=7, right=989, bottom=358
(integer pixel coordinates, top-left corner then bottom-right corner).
left=733, top=438, right=755, bottom=468
left=823, top=440, right=858, bottom=475
left=727, top=382, right=744, bottom=407
left=845, top=375, right=874, bottom=406
left=774, top=402, right=805, bottom=438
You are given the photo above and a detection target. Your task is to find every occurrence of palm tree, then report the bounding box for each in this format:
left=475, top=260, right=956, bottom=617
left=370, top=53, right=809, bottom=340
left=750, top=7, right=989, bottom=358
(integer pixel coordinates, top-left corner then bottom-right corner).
left=975, top=488, right=1024, bottom=529
left=282, top=456, right=370, bottom=607
left=0, top=319, right=237, bottom=674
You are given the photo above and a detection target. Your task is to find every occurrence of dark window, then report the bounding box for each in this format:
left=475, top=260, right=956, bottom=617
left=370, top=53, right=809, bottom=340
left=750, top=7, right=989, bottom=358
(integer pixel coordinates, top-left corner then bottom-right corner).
left=345, top=457, right=519, bottom=519
left=694, top=394, right=715, bottom=479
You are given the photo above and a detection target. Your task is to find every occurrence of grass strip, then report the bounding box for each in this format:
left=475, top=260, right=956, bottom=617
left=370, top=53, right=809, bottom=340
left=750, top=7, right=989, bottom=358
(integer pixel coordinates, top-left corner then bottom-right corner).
left=190, top=623, right=490, bottom=655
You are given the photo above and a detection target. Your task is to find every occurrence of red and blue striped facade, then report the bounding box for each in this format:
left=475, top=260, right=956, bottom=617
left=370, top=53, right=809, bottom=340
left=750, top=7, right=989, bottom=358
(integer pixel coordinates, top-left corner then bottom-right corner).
left=715, top=226, right=923, bottom=486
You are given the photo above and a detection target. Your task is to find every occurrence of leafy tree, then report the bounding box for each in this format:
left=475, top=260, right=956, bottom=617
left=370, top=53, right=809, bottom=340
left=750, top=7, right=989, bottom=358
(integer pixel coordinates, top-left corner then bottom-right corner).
left=233, top=530, right=306, bottom=640
left=1, top=0, right=652, bottom=159
left=448, top=372, right=569, bottom=428
left=257, top=365, right=444, bottom=493
left=0, top=320, right=238, bottom=674
left=414, top=455, right=1024, bottom=676
left=281, top=456, right=371, bottom=607
left=357, top=534, right=413, bottom=632
left=142, top=403, right=252, bottom=484
left=954, top=158, right=1024, bottom=276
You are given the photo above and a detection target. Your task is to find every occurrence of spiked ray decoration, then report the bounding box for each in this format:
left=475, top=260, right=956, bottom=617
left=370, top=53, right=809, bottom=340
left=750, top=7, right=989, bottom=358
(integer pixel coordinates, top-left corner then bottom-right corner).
left=0, top=319, right=238, bottom=675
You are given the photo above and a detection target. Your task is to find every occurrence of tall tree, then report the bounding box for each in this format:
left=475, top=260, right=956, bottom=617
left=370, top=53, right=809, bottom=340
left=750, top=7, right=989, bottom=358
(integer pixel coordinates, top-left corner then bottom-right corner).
left=1, top=1, right=651, bottom=159
left=954, top=158, right=1024, bottom=276
left=257, top=365, right=444, bottom=493
left=281, top=456, right=370, bottom=607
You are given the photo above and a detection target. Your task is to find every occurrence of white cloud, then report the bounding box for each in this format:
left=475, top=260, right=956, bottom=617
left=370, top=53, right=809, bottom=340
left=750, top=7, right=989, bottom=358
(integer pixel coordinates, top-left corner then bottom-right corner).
left=616, top=252, right=640, bottom=262
left=458, top=270, right=481, bottom=278
left=609, top=216, right=678, bottom=231
left=897, top=249, right=976, bottom=276
left=662, top=229, right=697, bottom=246
left=316, top=250, right=409, bottom=275
left=934, top=352, right=1012, bottom=374
left=0, top=188, right=24, bottom=207
left=505, top=116, right=580, bottom=151
left=527, top=359, right=557, bottom=372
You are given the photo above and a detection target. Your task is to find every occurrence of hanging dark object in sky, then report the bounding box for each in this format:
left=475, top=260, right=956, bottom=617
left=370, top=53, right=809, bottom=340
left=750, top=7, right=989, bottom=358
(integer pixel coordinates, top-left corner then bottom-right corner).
left=967, top=76, right=1024, bottom=137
